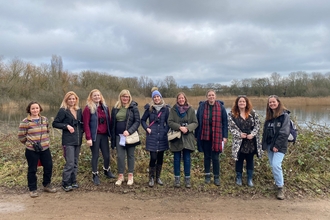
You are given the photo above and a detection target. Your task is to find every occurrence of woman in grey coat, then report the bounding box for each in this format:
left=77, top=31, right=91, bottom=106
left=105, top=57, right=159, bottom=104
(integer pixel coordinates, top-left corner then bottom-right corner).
left=168, top=92, right=198, bottom=188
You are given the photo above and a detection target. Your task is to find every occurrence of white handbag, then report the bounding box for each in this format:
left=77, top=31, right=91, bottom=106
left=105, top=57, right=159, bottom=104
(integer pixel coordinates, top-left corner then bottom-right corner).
left=167, top=129, right=181, bottom=141
left=125, top=131, right=140, bottom=144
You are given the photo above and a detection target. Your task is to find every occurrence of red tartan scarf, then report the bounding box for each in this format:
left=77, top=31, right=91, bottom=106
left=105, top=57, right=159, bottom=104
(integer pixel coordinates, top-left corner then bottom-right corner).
left=201, top=101, right=223, bottom=152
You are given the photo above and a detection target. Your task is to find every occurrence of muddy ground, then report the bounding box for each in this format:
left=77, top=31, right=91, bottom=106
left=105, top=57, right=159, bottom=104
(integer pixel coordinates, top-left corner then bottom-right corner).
left=0, top=185, right=329, bottom=220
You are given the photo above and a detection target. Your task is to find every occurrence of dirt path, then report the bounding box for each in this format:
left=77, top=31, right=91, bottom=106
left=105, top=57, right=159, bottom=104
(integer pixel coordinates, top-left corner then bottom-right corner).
left=0, top=187, right=329, bottom=220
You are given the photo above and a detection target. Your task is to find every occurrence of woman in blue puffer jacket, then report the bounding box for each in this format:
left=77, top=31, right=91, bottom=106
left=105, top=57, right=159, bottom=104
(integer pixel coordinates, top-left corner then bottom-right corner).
left=141, top=87, right=170, bottom=187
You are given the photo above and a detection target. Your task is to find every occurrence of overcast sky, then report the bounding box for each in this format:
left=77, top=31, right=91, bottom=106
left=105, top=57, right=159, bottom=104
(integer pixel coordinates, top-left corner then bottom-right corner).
left=1, top=0, right=330, bottom=86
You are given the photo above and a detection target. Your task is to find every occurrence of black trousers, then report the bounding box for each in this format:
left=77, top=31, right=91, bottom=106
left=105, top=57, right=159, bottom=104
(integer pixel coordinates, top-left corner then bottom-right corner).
left=25, top=148, right=53, bottom=191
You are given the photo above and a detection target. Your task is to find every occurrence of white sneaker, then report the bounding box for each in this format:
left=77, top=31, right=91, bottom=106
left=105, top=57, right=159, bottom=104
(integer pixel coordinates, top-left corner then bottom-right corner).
left=115, top=174, right=124, bottom=186
left=127, top=173, right=134, bottom=186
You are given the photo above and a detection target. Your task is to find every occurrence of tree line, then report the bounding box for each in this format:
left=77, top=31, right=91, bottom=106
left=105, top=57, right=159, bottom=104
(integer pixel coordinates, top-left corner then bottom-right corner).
left=1, top=55, right=330, bottom=108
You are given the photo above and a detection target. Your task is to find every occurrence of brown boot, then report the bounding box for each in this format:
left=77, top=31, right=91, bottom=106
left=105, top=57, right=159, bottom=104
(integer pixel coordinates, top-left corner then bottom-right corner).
left=277, top=187, right=285, bottom=200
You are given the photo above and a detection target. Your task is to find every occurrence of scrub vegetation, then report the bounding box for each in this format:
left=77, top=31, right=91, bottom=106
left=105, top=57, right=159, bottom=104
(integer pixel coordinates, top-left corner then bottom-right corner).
left=0, top=118, right=329, bottom=199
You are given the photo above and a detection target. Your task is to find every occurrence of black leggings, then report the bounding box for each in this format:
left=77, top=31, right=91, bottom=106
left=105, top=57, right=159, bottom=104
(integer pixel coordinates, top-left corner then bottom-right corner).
left=149, top=151, right=164, bottom=167
left=235, top=152, right=254, bottom=172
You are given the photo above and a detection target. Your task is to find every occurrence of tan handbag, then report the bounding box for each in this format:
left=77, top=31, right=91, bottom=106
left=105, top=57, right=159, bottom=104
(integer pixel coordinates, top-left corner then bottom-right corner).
left=125, top=131, right=140, bottom=144
left=125, top=111, right=140, bottom=144
left=167, top=129, right=181, bottom=141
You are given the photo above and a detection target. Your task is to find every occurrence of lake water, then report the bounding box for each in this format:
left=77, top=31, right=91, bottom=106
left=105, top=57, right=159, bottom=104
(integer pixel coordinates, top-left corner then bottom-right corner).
left=1, top=105, right=330, bottom=134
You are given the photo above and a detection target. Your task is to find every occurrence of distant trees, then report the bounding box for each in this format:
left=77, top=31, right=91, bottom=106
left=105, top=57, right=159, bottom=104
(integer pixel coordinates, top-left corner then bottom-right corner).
left=1, top=56, right=330, bottom=108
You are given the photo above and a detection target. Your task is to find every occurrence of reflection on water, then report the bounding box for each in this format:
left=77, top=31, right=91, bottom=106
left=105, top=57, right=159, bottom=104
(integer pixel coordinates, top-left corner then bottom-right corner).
left=1, top=105, right=330, bottom=134
left=226, top=105, right=330, bottom=127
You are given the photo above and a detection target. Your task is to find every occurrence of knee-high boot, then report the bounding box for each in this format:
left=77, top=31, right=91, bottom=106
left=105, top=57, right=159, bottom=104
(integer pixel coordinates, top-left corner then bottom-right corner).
left=156, top=164, right=163, bottom=185
left=148, top=166, right=155, bottom=187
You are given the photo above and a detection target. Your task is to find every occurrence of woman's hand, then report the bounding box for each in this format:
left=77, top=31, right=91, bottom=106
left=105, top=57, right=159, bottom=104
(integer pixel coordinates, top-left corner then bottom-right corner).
left=246, top=134, right=254, bottom=140
left=273, top=147, right=278, bottom=152
left=223, top=138, right=228, bottom=145
left=179, top=126, right=188, bottom=134
left=86, top=140, right=93, bottom=147
left=67, top=125, right=75, bottom=133
left=123, top=130, right=130, bottom=137
left=241, top=133, right=247, bottom=138
left=146, top=128, right=151, bottom=134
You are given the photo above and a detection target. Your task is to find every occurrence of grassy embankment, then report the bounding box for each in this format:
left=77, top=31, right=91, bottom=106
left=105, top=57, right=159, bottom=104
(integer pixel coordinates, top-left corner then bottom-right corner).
left=0, top=96, right=329, bottom=199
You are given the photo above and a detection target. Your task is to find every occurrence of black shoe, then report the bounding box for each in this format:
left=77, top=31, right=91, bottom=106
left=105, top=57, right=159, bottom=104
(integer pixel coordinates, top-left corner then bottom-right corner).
left=62, top=185, right=73, bottom=192
left=104, top=170, right=115, bottom=178
left=93, top=174, right=100, bottom=185
left=214, top=176, right=220, bottom=186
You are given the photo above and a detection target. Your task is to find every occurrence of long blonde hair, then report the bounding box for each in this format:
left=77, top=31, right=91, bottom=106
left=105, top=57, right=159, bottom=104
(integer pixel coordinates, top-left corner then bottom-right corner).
left=114, top=89, right=132, bottom=109
left=86, top=89, right=107, bottom=114
left=60, top=91, right=80, bottom=110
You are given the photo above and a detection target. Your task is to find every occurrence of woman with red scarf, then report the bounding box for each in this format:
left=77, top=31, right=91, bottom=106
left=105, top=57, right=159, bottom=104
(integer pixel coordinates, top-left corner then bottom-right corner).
left=195, top=89, right=228, bottom=186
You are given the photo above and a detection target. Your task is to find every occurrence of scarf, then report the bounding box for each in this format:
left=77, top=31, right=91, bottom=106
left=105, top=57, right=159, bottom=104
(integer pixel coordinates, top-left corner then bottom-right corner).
left=153, top=104, right=164, bottom=113
left=176, top=104, right=190, bottom=118
left=201, top=101, right=223, bottom=152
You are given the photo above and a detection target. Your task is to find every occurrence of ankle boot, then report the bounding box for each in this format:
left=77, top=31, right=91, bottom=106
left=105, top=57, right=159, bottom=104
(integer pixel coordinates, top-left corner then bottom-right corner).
left=148, top=166, right=155, bottom=187
left=277, top=187, right=285, bottom=200
left=92, top=172, right=100, bottom=185
left=174, top=176, right=180, bottom=188
left=103, top=167, right=115, bottom=178
left=214, top=175, right=220, bottom=186
left=205, top=173, right=211, bottom=184
left=156, top=164, right=163, bottom=185
left=247, top=170, right=254, bottom=187
left=185, top=176, right=191, bottom=188
left=236, top=172, right=242, bottom=186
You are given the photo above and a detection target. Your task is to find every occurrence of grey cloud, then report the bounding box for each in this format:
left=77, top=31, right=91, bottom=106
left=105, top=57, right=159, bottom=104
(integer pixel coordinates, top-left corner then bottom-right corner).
left=1, top=0, right=330, bottom=86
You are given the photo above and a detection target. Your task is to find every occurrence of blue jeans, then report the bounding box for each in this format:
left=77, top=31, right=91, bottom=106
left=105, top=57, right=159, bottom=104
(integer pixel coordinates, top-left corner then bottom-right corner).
left=173, top=149, right=191, bottom=177
left=202, top=140, right=220, bottom=176
left=267, top=147, right=285, bottom=187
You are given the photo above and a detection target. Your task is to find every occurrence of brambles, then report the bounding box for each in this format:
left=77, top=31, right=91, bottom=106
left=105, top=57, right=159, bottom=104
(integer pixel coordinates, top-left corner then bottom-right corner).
left=0, top=123, right=329, bottom=198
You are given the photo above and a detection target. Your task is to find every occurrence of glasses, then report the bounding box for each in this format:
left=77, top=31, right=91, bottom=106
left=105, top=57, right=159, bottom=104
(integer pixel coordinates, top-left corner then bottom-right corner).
left=121, top=96, right=130, bottom=98
left=268, top=95, right=279, bottom=99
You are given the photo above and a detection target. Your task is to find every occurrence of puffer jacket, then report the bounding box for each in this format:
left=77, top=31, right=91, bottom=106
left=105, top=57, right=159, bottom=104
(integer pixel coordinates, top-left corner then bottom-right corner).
left=141, top=103, right=170, bottom=152
left=110, top=101, right=141, bottom=148
left=262, top=110, right=290, bottom=154
left=52, top=108, right=84, bottom=146
left=228, top=110, right=262, bottom=160
left=168, top=105, right=198, bottom=152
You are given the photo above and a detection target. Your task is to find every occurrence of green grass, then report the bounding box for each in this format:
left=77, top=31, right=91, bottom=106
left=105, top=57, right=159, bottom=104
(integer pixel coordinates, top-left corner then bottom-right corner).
left=1, top=124, right=329, bottom=199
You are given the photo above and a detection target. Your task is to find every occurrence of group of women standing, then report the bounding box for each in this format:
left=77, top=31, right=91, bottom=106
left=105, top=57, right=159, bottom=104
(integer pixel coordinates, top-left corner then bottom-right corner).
left=19, top=88, right=290, bottom=200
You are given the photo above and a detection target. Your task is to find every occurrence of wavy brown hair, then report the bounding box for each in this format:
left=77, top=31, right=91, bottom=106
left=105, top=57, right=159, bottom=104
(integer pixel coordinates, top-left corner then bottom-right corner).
left=231, top=96, right=252, bottom=118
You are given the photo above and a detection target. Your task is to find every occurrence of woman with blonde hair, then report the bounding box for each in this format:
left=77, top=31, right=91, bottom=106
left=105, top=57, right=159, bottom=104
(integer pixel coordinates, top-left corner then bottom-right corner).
left=228, top=95, right=262, bottom=187
left=110, top=89, right=140, bottom=186
left=83, top=89, right=115, bottom=185
left=141, top=87, right=170, bottom=187
left=53, top=91, right=84, bottom=191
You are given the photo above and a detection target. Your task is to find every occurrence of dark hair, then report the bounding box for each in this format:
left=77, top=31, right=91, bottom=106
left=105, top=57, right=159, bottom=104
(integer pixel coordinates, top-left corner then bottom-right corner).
left=231, top=95, right=253, bottom=118
left=26, top=101, right=43, bottom=114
